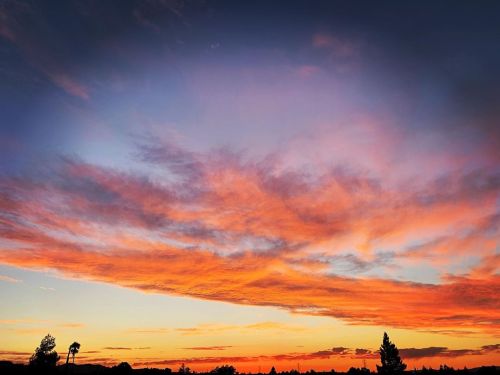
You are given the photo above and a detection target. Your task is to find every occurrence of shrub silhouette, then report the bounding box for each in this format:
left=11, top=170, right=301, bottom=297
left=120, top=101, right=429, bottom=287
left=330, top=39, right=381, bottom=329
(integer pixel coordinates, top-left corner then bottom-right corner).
left=113, top=361, right=133, bottom=374
left=347, top=367, right=370, bottom=375
left=211, top=365, right=237, bottom=375
left=376, top=332, right=406, bottom=375
left=29, top=334, right=60, bottom=370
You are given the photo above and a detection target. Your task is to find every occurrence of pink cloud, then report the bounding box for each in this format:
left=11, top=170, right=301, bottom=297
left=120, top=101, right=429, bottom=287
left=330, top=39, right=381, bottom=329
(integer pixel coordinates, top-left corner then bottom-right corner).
left=0, top=2, right=89, bottom=99
left=312, top=33, right=358, bottom=57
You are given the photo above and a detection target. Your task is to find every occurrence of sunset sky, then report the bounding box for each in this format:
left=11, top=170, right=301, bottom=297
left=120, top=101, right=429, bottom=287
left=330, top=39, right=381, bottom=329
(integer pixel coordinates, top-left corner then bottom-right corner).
left=0, top=0, right=499, bottom=372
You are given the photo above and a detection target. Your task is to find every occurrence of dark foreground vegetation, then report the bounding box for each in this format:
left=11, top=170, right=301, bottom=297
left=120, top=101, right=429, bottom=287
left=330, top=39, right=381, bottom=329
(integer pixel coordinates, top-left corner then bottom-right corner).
left=1, top=333, right=498, bottom=375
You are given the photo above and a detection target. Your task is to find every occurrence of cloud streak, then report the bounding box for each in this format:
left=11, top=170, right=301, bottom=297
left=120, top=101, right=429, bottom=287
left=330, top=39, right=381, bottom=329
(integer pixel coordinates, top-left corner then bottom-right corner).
left=0, top=274, right=21, bottom=283
left=131, top=344, right=500, bottom=368
left=0, top=1, right=89, bottom=99
left=182, top=346, right=233, bottom=351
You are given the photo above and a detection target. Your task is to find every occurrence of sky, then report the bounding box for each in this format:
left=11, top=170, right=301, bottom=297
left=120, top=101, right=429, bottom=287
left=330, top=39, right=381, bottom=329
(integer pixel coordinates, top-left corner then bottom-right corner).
left=0, top=0, right=499, bottom=372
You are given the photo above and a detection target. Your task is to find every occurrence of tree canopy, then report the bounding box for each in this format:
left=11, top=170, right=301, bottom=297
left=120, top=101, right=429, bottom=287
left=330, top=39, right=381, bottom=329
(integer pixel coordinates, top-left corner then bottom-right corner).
left=29, top=334, right=60, bottom=369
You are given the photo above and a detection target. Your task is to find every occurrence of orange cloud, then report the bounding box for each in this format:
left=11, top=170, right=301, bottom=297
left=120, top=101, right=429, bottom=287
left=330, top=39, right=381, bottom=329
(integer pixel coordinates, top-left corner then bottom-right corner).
left=0, top=141, right=498, bottom=335
left=0, top=238, right=498, bottom=334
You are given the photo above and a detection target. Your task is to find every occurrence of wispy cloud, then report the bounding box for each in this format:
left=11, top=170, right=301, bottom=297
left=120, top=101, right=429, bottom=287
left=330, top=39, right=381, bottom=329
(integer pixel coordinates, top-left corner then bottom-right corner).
left=59, top=322, right=85, bottom=328
left=102, top=347, right=151, bottom=351
left=39, top=286, right=56, bottom=292
left=312, top=33, right=358, bottom=57
left=182, top=346, right=233, bottom=351
left=0, top=350, right=31, bottom=356
left=0, top=319, right=83, bottom=329
left=0, top=1, right=89, bottom=99
left=173, top=322, right=309, bottom=336
left=128, top=327, right=170, bottom=334
left=0, top=274, right=21, bottom=283
left=103, top=347, right=132, bottom=351
left=0, top=319, right=47, bottom=324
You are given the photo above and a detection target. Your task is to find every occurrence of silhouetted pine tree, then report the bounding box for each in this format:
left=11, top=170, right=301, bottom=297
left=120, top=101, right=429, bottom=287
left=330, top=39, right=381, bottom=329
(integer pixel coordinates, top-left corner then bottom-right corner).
left=376, top=332, right=406, bottom=375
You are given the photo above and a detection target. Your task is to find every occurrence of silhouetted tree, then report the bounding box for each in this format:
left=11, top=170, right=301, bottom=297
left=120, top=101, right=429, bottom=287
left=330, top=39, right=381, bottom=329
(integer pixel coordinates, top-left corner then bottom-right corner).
left=29, top=334, right=60, bottom=370
left=376, top=332, right=406, bottom=375
left=439, top=365, right=455, bottom=372
left=270, top=367, right=277, bottom=375
left=179, top=363, right=192, bottom=375
left=211, top=365, right=237, bottom=375
left=66, top=342, right=81, bottom=365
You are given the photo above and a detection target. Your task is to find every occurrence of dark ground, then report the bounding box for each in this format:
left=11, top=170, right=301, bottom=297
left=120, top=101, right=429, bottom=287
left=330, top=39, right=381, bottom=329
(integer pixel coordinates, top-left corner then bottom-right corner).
left=0, top=362, right=498, bottom=375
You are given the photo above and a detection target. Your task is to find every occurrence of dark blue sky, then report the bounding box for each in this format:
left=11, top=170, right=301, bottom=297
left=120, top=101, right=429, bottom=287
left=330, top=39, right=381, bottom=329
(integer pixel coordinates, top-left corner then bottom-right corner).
left=1, top=1, right=499, bottom=158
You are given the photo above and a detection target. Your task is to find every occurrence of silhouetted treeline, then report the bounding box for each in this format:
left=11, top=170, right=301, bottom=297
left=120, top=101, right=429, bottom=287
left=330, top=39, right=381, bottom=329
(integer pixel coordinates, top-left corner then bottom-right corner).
left=2, top=333, right=497, bottom=375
